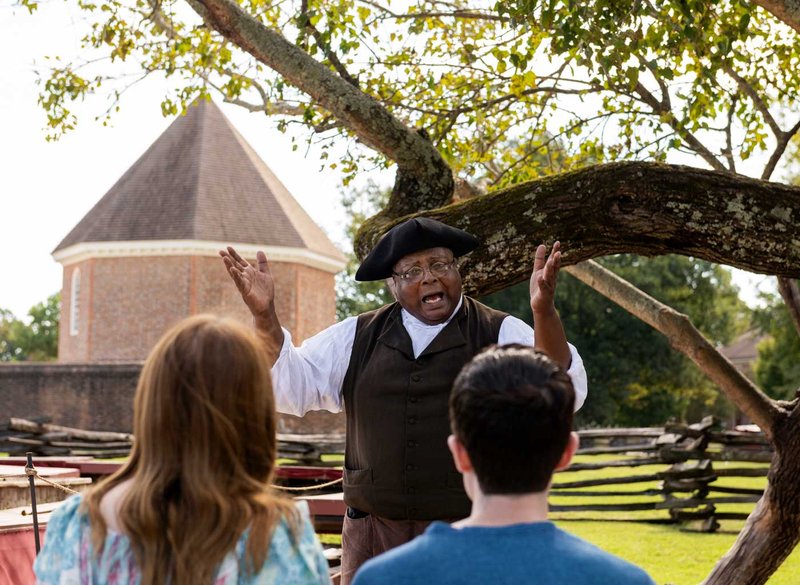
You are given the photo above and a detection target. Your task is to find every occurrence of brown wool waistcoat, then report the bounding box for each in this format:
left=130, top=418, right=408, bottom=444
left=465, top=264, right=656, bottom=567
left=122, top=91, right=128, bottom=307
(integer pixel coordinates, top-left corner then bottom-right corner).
left=341, top=297, right=507, bottom=521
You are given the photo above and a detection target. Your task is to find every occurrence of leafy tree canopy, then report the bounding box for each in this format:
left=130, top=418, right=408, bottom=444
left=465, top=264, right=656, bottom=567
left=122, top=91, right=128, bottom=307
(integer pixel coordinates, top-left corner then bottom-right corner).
left=336, top=181, right=394, bottom=319
left=497, top=0, right=800, bottom=178
left=0, top=309, right=26, bottom=362
left=0, top=294, right=60, bottom=362
left=754, top=294, right=800, bottom=400
left=21, top=0, right=800, bottom=186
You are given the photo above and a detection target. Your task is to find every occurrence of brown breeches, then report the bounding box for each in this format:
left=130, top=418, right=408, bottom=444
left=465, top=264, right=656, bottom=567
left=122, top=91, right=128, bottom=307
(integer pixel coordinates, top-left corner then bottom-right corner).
left=340, top=514, right=434, bottom=585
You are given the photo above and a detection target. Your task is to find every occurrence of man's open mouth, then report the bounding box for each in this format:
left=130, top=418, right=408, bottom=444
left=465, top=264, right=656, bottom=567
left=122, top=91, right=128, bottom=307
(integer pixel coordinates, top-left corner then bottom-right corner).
left=422, top=293, right=444, bottom=305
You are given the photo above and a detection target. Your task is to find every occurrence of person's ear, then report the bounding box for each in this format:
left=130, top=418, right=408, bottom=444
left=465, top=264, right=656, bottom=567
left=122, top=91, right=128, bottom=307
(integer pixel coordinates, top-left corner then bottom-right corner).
left=555, top=432, right=579, bottom=472
left=447, top=434, right=473, bottom=473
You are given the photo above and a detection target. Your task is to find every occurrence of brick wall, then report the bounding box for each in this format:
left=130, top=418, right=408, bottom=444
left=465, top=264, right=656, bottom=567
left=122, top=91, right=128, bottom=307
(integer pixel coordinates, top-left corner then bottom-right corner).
left=0, top=362, right=345, bottom=434
left=295, top=265, right=337, bottom=341
left=0, top=362, right=141, bottom=431
left=58, top=256, right=336, bottom=362
left=90, top=256, right=192, bottom=361
left=46, top=253, right=343, bottom=434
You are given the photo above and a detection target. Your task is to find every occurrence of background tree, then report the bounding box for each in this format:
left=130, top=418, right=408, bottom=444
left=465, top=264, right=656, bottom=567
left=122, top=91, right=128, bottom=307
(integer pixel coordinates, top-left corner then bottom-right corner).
left=16, top=0, right=800, bottom=581
left=754, top=295, right=800, bottom=400
left=0, top=309, right=26, bottom=362
left=0, top=294, right=60, bottom=362
left=485, top=256, right=750, bottom=426
left=335, top=182, right=393, bottom=320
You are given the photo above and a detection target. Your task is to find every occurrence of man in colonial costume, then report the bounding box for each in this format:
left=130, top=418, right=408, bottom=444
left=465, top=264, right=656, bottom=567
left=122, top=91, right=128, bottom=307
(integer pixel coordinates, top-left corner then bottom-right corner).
left=221, top=217, right=587, bottom=583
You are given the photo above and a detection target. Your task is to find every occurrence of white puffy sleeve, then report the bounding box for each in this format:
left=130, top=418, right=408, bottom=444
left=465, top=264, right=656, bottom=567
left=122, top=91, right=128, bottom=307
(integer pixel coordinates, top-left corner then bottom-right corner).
left=270, top=316, right=358, bottom=416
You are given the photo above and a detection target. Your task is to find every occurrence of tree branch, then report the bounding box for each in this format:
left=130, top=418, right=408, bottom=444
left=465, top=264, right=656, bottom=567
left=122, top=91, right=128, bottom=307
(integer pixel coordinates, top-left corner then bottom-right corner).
left=357, top=0, right=510, bottom=22
left=394, top=85, right=595, bottom=118
left=220, top=95, right=307, bottom=116
left=298, top=0, right=360, bottom=88
left=187, top=0, right=453, bottom=211
left=357, top=161, right=800, bottom=288
left=146, top=0, right=179, bottom=39
left=564, top=260, right=779, bottom=434
left=723, top=95, right=737, bottom=173
left=634, top=82, right=726, bottom=171
left=751, top=0, right=800, bottom=34
left=778, top=277, right=800, bottom=336
left=762, top=118, right=800, bottom=181
left=199, top=69, right=309, bottom=117
left=724, top=65, right=782, bottom=137
left=639, top=56, right=671, bottom=112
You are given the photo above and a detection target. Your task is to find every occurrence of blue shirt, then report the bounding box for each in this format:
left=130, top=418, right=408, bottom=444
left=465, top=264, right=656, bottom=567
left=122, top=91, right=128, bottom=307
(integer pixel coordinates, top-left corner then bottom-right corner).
left=34, top=495, right=331, bottom=584
left=353, top=521, right=655, bottom=585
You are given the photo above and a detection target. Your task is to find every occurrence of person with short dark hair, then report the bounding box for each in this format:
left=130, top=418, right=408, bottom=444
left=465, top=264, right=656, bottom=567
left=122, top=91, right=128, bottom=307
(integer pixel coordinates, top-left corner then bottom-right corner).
left=352, top=345, right=655, bottom=585
left=221, top=218, right=588, bottom=582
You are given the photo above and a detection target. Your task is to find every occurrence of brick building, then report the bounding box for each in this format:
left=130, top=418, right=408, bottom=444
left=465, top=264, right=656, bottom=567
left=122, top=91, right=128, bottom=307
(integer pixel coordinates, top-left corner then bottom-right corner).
left=0, top=99, right=348, bottom=433
left=52, top=99, right=345, bottom=362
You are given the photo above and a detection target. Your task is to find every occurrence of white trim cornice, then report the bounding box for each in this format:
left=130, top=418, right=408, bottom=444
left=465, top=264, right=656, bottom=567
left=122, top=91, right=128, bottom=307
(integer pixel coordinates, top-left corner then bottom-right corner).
left=52, top=240, right=346, bottom=274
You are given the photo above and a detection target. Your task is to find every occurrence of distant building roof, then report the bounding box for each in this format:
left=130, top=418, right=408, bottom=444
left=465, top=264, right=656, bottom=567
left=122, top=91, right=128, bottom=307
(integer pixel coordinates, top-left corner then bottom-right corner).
left=53, top=99, right=344, bottom=264
left=719, top=329, right=765, bottom=363
left=719, top=329, right=768, bottom=380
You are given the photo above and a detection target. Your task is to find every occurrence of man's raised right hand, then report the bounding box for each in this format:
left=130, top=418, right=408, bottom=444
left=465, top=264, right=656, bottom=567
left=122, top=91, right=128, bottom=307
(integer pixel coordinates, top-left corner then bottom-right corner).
left=219, top=247, right=275, bottom=319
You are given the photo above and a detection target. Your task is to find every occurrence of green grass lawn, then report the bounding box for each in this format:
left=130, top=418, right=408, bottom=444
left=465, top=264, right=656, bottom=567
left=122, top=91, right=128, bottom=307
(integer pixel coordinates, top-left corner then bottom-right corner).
left=549, top=454, right=796, bottom=583
left=316, top=518, right=800, bottom=584
left=560, top=520, right=800, bottom=585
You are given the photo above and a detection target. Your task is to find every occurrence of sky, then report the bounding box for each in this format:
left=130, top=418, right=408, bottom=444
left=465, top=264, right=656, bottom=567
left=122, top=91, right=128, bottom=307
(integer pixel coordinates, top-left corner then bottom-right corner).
left=1, top=0, right=364, bottom=319
left=0, top=1, right=777, bottom=321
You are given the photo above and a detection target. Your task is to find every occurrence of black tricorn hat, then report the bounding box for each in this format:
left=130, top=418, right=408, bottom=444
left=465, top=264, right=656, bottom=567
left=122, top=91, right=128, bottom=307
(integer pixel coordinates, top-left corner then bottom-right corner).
left=355, top=217, right=479, bottom=281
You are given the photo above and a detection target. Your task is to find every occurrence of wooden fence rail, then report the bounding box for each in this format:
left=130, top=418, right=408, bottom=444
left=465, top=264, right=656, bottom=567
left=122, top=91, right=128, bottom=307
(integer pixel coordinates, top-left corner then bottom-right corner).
left=0, top=418, right=345, bottom=465
left=2, top=415, right=771, bottom=532
left=555, top=416, right=772, bottom=531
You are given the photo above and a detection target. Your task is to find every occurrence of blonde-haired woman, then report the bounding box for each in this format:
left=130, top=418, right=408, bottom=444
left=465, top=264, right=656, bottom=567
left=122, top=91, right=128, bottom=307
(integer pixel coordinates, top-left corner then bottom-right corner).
left=35, top=315, right=331, bottom=584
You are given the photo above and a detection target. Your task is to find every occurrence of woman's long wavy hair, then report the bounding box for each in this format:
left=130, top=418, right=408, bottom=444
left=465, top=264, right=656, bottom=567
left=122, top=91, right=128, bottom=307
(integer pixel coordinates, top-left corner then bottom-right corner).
left=84, top=315, right=299, bottom=584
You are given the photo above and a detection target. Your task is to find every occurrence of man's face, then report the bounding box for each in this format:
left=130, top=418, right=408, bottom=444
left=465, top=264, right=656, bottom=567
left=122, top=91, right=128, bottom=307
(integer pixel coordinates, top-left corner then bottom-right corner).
left=392, top=247, right=462, bottom=325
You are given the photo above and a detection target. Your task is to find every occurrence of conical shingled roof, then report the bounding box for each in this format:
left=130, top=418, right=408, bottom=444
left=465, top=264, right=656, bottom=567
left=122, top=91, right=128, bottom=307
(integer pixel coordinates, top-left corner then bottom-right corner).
left=54, top=99, right=345, bottom=262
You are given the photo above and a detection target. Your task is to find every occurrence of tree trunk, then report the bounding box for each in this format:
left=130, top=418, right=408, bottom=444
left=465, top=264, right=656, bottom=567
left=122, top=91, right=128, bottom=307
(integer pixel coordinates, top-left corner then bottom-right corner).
left=357, top=161, right=800, bottom=290
left=562, top=259, right=800, bottom=585
left=703, top=403, right=800, bottom=585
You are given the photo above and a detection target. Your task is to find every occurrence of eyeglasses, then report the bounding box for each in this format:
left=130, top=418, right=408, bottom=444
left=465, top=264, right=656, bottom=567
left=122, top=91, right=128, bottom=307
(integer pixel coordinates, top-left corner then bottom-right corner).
left=392, top=261, right=455, bottom=283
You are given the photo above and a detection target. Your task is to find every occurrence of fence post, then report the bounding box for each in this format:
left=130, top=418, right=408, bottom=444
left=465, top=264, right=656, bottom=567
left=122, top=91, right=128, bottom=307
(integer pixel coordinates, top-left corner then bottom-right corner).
left=25, top=452, right=41, bottom=554
left=662, top=417, right=720, bottom=532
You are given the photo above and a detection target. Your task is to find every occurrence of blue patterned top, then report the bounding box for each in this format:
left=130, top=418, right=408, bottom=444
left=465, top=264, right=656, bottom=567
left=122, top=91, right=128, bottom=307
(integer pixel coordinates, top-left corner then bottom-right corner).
left=34, top=495, right=331, bottom=584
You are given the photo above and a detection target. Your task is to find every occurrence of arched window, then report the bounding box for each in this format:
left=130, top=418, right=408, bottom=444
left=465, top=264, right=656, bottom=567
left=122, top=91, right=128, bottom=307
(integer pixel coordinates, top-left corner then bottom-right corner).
left=70, top=268, right=80, bottom=336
